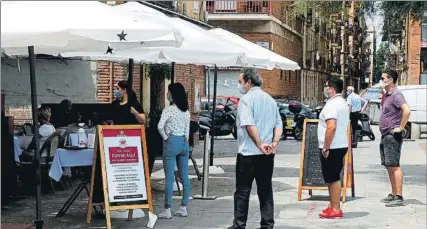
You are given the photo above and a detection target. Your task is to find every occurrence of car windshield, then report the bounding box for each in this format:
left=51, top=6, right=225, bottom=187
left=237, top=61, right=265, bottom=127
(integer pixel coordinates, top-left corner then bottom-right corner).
left=362, top=89, right=382, bottom=100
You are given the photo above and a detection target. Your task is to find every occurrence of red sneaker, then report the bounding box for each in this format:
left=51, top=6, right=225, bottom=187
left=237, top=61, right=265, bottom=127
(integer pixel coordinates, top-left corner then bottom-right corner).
left=322, top=205, right=332, bottom=213
left=319, top=208, right=343, bottom=219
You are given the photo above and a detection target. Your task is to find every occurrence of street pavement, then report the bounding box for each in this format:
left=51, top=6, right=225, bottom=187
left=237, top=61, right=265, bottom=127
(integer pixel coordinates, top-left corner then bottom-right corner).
left=1, top=126, right=426, bottom=229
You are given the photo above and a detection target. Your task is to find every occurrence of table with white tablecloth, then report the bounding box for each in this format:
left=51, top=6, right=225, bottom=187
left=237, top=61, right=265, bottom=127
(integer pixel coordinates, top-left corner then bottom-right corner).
left=48, top=147, right=95, bottom=218
left=49, top=148, right=94, bottom=182
left=14, top=135, right=33, bottom=163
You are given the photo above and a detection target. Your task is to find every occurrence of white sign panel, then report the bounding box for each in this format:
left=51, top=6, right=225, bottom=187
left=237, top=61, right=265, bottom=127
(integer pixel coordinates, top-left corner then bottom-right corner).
left=255, top=41, right=270, bottom=50
left=102, top=129, right=147, bottom=203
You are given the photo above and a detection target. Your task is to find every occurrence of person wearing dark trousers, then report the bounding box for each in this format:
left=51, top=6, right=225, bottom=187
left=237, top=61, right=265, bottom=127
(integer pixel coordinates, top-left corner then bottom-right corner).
left=318, top=77, right=349, bottom=219
left=228, top=68, right=282, bottom=229
left=346, top=86, right=367, bottom=148
left=378, top=69, right=411, bottom=207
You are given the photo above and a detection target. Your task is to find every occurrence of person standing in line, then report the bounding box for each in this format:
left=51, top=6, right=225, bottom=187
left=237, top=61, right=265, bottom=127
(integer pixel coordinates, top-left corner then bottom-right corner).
left=318, top=77, right=349, bottom=219
left=228, top=68, right=282, bottom=229
left=157, top=83, right=191, bottom=219
left=378, top=69, right=410, bottom=207
left=346, top=86, right=368, bottom=148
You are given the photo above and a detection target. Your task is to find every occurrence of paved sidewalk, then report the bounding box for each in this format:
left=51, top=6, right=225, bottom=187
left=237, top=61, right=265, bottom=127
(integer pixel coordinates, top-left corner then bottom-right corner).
left=1, top=126, right=426, bottom=229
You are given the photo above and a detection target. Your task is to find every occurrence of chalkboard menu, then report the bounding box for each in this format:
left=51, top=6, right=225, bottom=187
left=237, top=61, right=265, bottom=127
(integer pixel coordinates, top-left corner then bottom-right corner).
left=301, top=121, right=344, bottom=187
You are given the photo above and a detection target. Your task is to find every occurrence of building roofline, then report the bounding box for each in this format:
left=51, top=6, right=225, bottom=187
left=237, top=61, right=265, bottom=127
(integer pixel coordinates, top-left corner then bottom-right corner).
left=138, top=1, right=214, bottom=29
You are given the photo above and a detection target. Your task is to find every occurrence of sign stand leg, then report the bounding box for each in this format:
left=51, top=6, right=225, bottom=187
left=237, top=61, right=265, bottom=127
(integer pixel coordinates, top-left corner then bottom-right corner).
left=193, top=132, right=216, bottom=200
left=86, top=134, right=99, bottom=224
left=351, top=150, right=355, bottom=197
left=297, top=187, right=302, bottom=201
left=127, top=210, right=133, bottom=221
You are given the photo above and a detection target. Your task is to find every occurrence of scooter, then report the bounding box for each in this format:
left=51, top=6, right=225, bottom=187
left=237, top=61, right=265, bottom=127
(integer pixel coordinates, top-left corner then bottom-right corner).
left=288, top=102, right=307, bottom=141
left=357, top=113, right=375, bottom=141
left=199, top=98, right=237, bottom=140
left=292, top=112, right=307, bottom=141
left=313, top=106, right=323, bottom=119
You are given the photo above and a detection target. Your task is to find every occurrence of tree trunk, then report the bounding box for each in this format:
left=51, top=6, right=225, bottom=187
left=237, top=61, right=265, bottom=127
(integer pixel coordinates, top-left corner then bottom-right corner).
left=147, top=72, right=165, bottom=176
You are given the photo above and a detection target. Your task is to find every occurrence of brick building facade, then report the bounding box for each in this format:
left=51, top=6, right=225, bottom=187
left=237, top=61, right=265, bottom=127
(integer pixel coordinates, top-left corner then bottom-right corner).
left=96, top=62, right=205, bottom=121
left=406, top=18, right=422, bottom=85
left=239, top=33, right=302, bottom=98
left=394, top=15, right=425, bottom=86
left=206, top=1, right=328, bottom=104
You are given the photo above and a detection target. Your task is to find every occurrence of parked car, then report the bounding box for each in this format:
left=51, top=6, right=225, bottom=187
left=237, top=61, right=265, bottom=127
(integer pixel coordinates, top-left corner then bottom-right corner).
left=366, top=84, right=426, bottom=139
left=200, top=96, right=240, bottom=111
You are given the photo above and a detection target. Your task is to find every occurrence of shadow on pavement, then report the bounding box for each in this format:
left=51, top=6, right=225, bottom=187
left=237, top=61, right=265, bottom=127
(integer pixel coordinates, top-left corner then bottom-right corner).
left=405, top=199, right=426, bottom=205
left=303, top=195, right=364, bottom=203
left=342, top=211, right=370, bottom=218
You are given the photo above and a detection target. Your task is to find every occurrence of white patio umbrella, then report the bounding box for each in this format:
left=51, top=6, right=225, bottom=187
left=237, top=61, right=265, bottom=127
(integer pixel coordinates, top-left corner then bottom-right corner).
left=60, top=2, right=249, bottom=67
left=1, top=1, right=184, bottom=55
left=1, top=2, right=184, bottom=228
left=209, top=28, right=301, bottom=71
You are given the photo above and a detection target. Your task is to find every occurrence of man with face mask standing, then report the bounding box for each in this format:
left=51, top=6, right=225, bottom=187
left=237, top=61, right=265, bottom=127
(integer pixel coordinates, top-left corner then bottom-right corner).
left=378, top=69, right=411, bottom=207
left=228, top=68, right=282, bottom=229
left=318, top=77, right=349, bottom=218
left=346, top=86, right=368, bottom=148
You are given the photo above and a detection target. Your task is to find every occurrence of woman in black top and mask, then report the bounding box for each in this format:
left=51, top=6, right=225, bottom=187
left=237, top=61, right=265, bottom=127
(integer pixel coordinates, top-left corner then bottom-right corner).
left=112, top=80, right=145, bottom=125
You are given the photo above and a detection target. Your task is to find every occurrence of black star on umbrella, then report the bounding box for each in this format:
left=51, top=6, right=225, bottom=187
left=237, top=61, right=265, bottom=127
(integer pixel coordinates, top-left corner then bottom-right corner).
left=117, top=30, right=127, bottom=41
left=105, top=46, right=113, bottom=54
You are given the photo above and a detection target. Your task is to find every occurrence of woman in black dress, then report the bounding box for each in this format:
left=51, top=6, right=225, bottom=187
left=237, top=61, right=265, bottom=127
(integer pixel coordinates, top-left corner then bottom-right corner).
left=112, top=80, right=145, bottom=125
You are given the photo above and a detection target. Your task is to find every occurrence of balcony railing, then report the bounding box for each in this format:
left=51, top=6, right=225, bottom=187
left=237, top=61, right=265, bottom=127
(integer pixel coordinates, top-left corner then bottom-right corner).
left=206, top=0, right=271, bottom=14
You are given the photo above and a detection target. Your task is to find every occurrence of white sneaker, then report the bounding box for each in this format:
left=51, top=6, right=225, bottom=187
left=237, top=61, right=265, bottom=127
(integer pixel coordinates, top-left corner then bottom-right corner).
left=174, top=206, right=188, bottom=217
left=158, top=208, right=172, bottom=219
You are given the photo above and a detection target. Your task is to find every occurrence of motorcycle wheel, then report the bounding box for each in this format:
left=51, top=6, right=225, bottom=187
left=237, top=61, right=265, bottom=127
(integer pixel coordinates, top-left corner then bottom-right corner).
left=232, top=125, right=237, bottom=140
left=368, top=134, right=375, bottom=140
left=293, top=125, right=303, bottom=141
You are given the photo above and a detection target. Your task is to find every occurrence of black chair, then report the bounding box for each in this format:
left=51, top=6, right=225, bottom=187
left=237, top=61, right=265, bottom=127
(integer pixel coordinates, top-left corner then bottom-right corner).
left=189, top=121, right=202, bottom=181
left=19, top=131, right=61, bottom=194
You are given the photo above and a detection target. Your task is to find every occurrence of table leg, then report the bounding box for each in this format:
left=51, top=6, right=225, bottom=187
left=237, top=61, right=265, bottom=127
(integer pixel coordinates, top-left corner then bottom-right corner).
left=56, top=181, right=88, bottom=218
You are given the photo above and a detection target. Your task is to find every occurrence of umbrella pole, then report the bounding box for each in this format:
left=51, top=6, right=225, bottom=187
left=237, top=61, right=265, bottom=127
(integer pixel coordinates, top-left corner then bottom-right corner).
left=28, top=46, right=43, bottom=229
left=171, top=62, right=175, bottom=84
left=207, top=67, right=210, bottom=112
left=127, top=58, right=134, bottom=98
left=209, top=65, right=218, bottom=166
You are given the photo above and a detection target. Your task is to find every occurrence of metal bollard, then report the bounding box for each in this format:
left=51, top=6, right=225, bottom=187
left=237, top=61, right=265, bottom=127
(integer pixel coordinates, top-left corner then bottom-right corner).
left=193, top=131, right=217, bottom=200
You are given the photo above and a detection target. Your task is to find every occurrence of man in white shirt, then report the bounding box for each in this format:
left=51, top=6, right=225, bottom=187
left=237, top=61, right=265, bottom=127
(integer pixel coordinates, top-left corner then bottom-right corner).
left=346, top=86, right=368, bottom=148
left=317, top=77, right=349, bottom=219
left=228, top=68, right=282, bottom=229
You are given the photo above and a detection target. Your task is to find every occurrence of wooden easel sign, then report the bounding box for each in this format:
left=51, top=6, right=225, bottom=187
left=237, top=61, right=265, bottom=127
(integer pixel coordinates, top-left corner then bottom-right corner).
left=297, top=119, right=355, bottom=203
left=86, top=125, right=157, bottom=229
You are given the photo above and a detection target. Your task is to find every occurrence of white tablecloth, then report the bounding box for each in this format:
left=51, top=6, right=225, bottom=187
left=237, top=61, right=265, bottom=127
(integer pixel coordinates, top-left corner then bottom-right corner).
left=14, top=136, right=22, bottom=163
left=14, top=135, right=33, bottom=163
left=49, top=148, right=94, bottom=182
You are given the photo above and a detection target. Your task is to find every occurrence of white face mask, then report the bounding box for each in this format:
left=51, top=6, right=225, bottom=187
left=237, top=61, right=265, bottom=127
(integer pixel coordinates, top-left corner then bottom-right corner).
left=378, top=79, right=389, bottom=88
left=237, top=83, right=246, bottom=94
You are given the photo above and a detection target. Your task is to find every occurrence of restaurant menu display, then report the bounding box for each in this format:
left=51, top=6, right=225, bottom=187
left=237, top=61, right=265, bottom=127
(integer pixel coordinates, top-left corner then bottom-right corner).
left=102, top=129, right=147, bottom=203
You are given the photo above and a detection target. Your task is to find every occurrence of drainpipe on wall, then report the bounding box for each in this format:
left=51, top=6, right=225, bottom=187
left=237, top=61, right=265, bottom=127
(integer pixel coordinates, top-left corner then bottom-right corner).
left=302, top=9, right=308, bottom=103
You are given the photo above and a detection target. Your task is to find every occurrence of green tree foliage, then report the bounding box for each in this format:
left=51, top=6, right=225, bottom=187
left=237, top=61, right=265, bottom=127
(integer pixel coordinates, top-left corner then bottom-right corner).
left=374, top=42, right=390, bottom=83
left=379, top=1, right=427, bottom=42
left=289, top=1, right=375, bottom=20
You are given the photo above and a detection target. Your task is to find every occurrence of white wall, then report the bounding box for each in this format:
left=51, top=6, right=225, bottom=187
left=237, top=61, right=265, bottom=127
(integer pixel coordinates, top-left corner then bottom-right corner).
left=1, top=58, right=97, bottom=109
left=205, top=70, right=240, bottom=98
